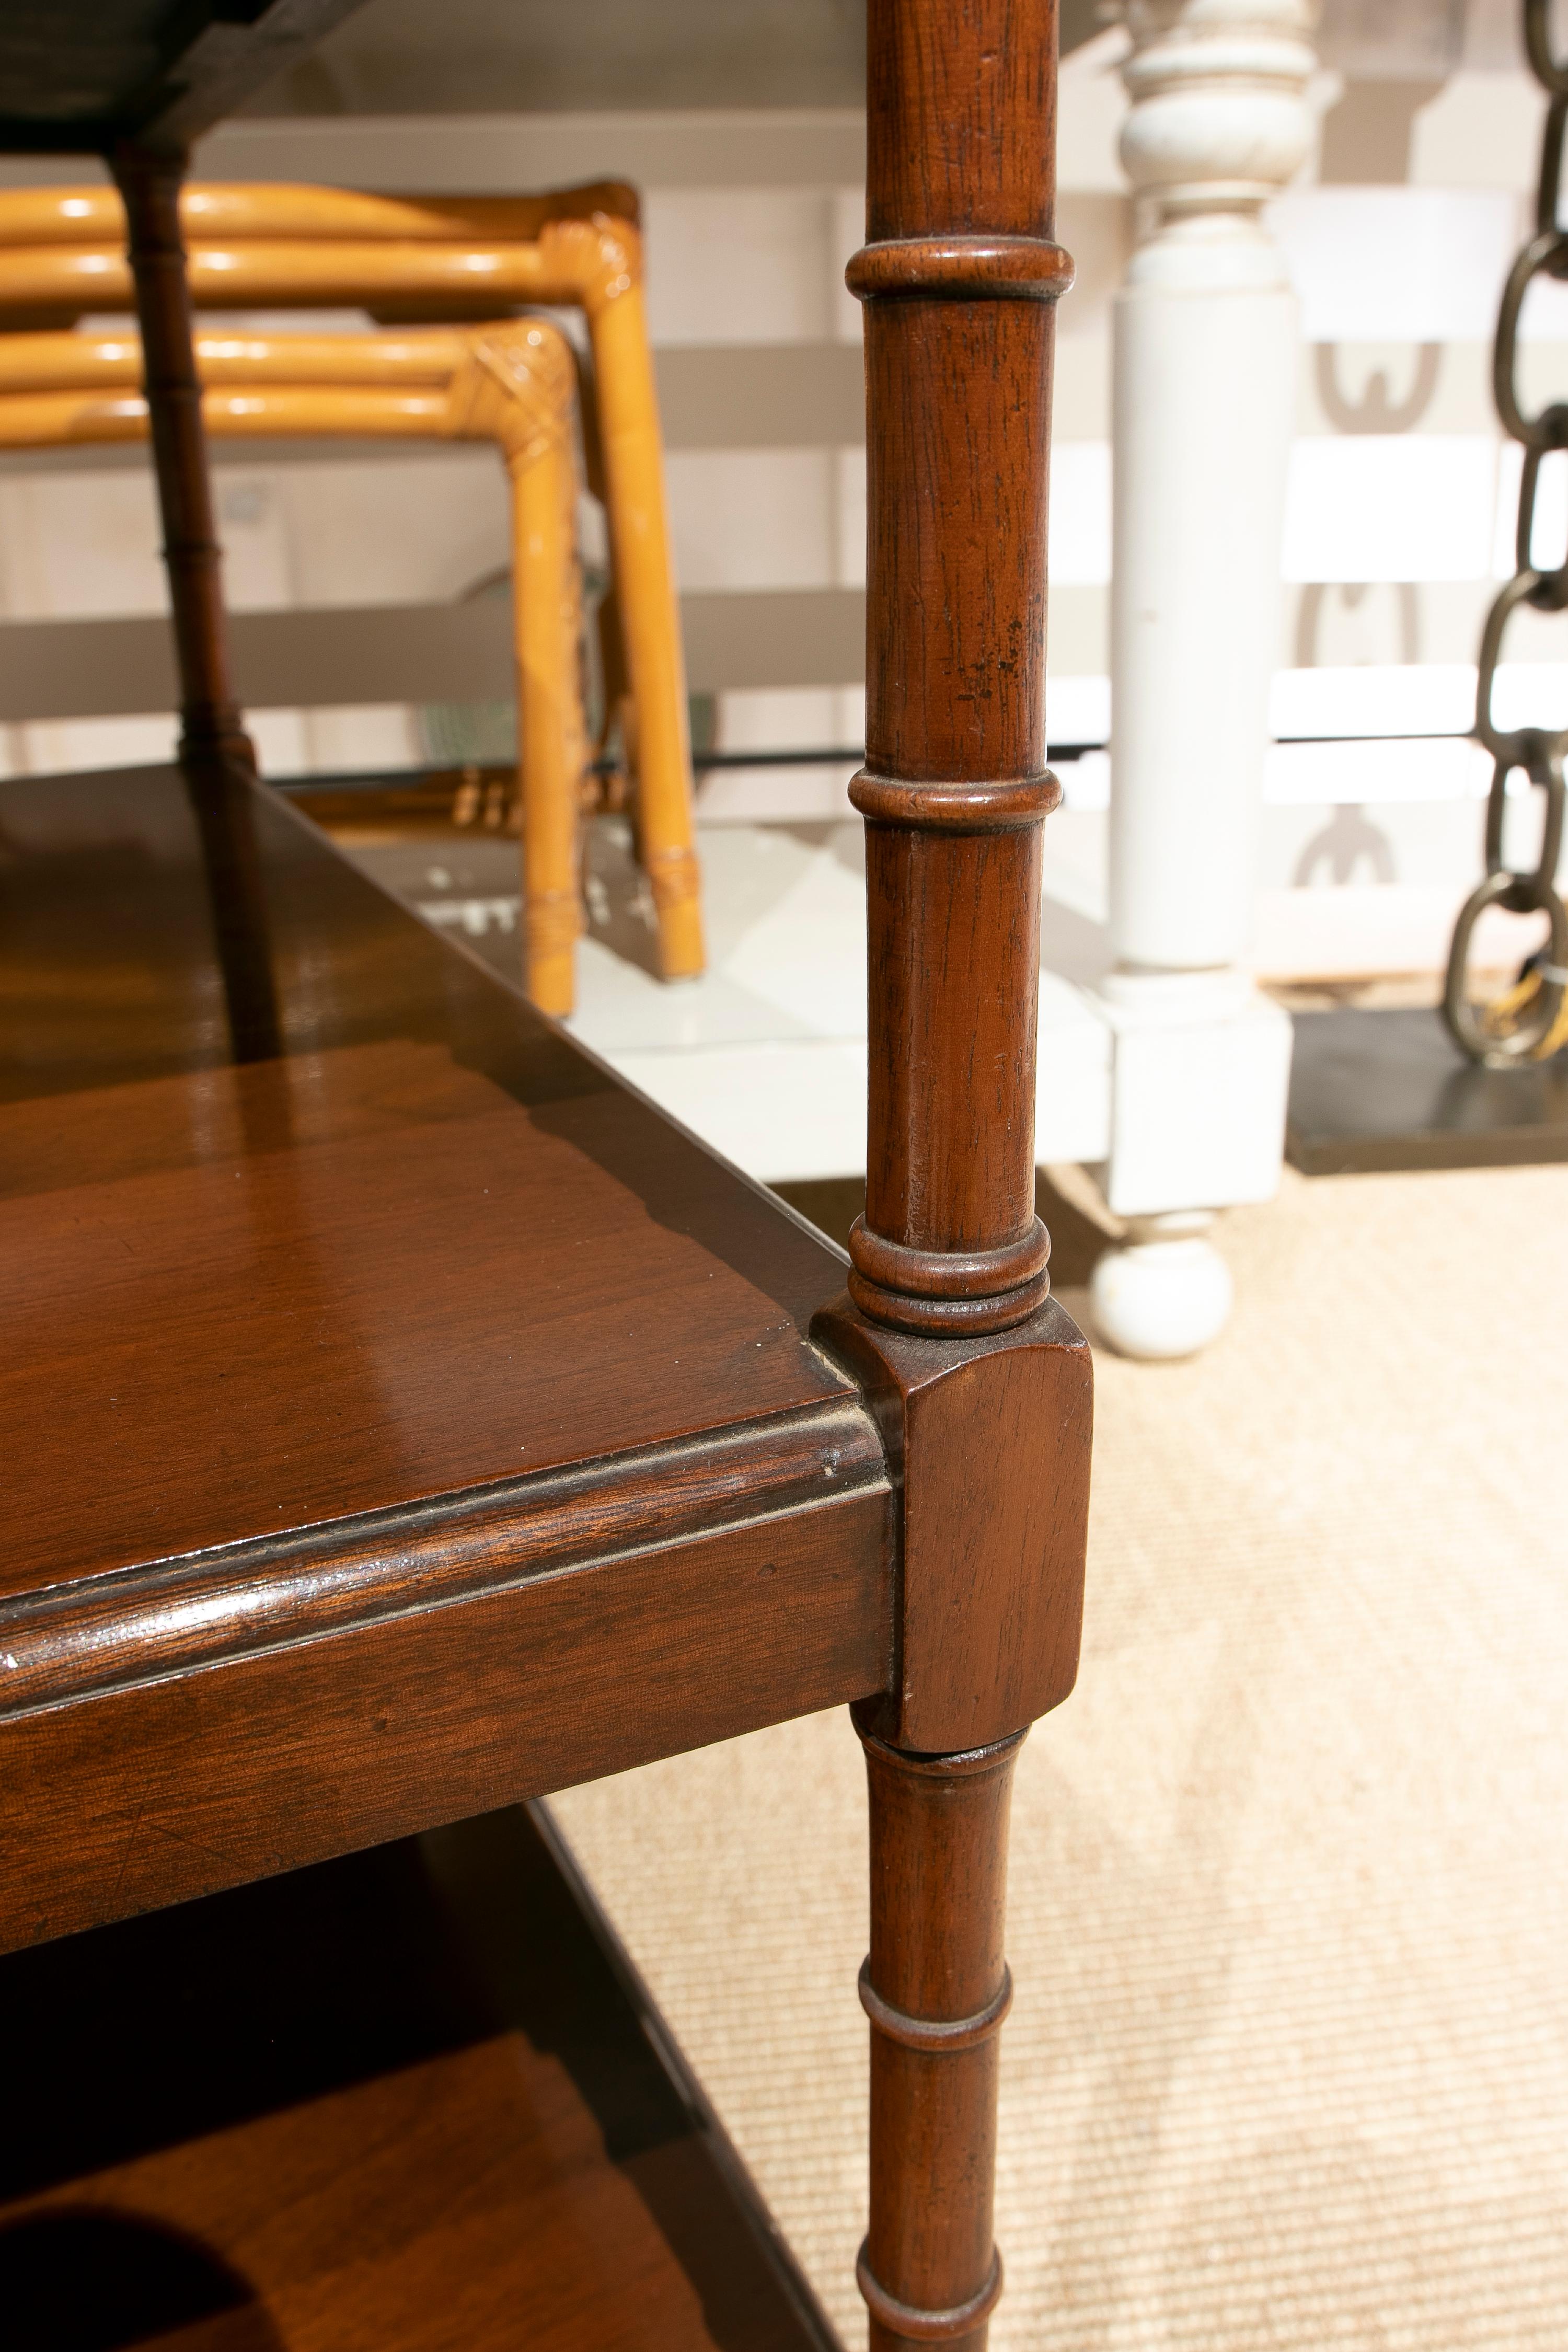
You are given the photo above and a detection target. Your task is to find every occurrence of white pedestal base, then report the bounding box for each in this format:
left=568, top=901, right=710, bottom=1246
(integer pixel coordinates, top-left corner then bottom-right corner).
left=1088, top=1211, right=1235, bottom=1361
left=1094, top=969, right=1293, bottom=1218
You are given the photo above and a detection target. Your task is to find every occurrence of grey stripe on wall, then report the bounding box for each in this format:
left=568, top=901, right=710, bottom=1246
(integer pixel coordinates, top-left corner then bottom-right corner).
left=0, top=110, right=869, bottom=195
left=194, top=111, right=869, bottom=194
left=0, top=589, right=870, bottom=720
left=657, top=344, right=862, bottom=449
left=682, top=589, right=862, bottom=690
left=0, top=587, right=1123, bottom=721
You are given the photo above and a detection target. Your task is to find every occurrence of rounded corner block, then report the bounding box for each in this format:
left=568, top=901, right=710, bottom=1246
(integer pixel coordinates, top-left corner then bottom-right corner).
left=810, top=1292, right=1093, bottom=1753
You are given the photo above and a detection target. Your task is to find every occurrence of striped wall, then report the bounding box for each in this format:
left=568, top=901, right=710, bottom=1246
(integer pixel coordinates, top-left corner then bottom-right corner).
left=2, top=29, right=1566, bottom=976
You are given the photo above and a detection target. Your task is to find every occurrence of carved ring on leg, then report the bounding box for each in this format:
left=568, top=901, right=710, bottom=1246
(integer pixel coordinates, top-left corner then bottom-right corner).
left=857, top=2244, right=1005, bottom=2343
left=847, top=1217, right=1051, bottom=1334
left=857, top=1721, right=1025, bottom=2348
left=857, top=1956, right=1014, bottom=2052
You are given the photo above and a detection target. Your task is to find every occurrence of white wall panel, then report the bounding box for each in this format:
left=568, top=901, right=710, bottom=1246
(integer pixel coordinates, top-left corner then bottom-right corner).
left=643, top=190, right=844, bottom=347
left=665, top=449, right=837, bottom=589
left=272, top=454, right=506, bottom=606
left=1283, top=435, right=1500, bottom=582
left=1049, top=443, right=1113, bottom=585
left=302, top=704, right=420, bottom=773
left=1271, top=188, right=1521, bottom=342
left=1410, top=68, right=1548, bottom=189
left=1057, top=27, right=1134, bottom=194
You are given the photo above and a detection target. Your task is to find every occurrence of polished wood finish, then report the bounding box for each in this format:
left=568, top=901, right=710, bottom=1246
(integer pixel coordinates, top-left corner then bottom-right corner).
left=814, top=1293, right=1091, bottom=1754
left=1, top=1434, right=887, bottom=1952
left=833, top=5, right=1088, bottom=2344
left=0, top=5, right=1097, bottom=2336
left=0, top=1804, right=839, bottom=2352
left=776, top=1172, right=1116, bottom=1292
left=107, top=145, right=284, bottom=1063
left=109, top=148, right=251, bottom=777
left=847, top=0, right=1072, bottom=1336
left=857, top=1724, right=1023, bottom=2352
left=0, top=764, right=889, bottom=1952
left=0, top=791, right=856, bottom=1570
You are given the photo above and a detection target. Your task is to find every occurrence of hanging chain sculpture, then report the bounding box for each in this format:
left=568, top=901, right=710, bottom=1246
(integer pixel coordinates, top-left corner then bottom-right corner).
left=1444, top=0, right=1568, bottom=1065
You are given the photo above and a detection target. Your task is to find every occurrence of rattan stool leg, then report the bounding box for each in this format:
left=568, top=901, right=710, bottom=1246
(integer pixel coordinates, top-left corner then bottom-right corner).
left=591, top=284, right=704, bottom=983
left=509, top=426, right=587, bottom=1017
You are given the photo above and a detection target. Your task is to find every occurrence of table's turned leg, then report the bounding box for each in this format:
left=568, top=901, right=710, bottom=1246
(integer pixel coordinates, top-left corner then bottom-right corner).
left=112, top=141, right=279, bottom=1063
left=817, top=0, right=1089, bottom=2341
left=111, top=143, right=253, bottom=781
left=857, top=1716, right=1023, bottom=2352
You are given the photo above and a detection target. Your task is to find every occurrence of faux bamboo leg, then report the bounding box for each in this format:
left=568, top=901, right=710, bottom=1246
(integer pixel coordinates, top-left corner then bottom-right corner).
left=833, top=0, right=1077, bottom=2336
left=857, top=1711, right=1024, bottom=2352
left=508, top=432, right=587, bottom=1016
left=112, top=142, right=279, bottom=1065
left=589, top=285, right=704, bottom=982
left=110, top=145, right=253, bottom=779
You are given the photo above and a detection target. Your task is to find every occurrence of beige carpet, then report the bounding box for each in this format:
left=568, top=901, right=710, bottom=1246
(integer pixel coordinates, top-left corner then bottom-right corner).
left=551, top=1162, right=1568, bottom=2350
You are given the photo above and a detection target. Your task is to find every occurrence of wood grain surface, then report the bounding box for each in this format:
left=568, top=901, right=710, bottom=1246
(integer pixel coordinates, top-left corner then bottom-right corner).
left=845, top=0, right=1071, bottom=1336
left=857, top=1726, right=1023, bottom=2352
left=0, top=1453, right=889, bottom=1952
left=111, top=145, right=256, bottom=778
left=0, top=763, right=890, bottom=1951
left=814, top=1290, right=1091, bottom=1755
left=0, top=1804, right=838, bottom=2351
left=0, top=765, right=857, bottom=1598
left=2, top=2, right=1090, bottom=2343
left=837, top=4, right=1083, bottom=2344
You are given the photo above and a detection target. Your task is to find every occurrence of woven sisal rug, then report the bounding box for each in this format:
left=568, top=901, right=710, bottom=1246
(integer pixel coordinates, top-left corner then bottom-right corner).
left=554, top=1161, right=1568, bottom=2350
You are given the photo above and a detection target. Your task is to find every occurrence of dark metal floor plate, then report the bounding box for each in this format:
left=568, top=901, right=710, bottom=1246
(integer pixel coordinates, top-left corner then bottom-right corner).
left=1287, top=1008, right=1568, bottom=1175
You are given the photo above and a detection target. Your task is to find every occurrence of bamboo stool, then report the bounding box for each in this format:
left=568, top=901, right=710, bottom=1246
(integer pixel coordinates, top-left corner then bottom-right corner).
left=0, top=179, right=705, bottom=996
left=0, top=320, right=606, bottom=1014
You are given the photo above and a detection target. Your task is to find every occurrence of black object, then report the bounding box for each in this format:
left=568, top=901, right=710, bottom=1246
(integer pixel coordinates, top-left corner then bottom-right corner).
left=1287, top=1006, right=1568, bottom=1173
left=0, top=0, right=366, bottom=156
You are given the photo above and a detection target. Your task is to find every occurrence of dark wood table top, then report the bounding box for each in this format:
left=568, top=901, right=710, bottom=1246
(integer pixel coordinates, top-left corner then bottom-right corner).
left=0, top=764, right=856, bottom=1603
left=0, top=767, right=890, bottom=1950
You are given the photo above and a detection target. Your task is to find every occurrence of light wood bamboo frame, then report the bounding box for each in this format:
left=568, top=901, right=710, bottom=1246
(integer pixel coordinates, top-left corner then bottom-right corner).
left=0, top=320, right=594, bottom=1014
left=0, top=179, right=704, bottom=993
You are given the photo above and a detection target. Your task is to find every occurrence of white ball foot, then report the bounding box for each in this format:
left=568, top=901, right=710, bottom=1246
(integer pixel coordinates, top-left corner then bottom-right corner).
left=1088, top=1213, right=1233, bottom=1361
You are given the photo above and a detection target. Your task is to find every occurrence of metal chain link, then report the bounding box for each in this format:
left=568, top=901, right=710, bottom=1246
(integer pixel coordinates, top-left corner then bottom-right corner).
left=1444, top=0, right=1568, bottom=1064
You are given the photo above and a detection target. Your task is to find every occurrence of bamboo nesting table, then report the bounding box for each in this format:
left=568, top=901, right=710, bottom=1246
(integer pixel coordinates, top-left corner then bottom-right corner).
left=0, top=3, right=1092, bottom=2346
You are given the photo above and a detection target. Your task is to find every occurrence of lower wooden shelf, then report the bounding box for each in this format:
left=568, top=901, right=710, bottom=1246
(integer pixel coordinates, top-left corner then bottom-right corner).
left=0, top=1806, right=840, bottom=2352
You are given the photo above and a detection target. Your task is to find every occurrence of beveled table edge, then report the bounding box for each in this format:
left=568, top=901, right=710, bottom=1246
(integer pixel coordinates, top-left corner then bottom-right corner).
left=0, top=1396, right=889, bottom=1722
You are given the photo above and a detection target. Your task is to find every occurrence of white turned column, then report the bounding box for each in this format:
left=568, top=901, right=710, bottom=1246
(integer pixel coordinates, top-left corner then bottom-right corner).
left=1088, top=0, right=1313, bottom=1359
